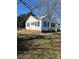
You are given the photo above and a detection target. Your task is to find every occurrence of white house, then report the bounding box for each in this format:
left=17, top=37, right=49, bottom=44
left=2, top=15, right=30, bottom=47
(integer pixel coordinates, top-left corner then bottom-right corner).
left=25, top=15, right=51, bottom=32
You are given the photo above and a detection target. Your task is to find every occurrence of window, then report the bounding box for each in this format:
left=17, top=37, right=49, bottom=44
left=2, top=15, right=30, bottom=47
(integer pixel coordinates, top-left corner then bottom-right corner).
left=27, top=23, right=30, bottom=27
left=35, top=22, right=40, bottom=27
left=31, top=22, right=35, bottom=26
left=35, top=22, right=37, bottom=27
left=33, top=22, right=35, bottom=25
left=37, top=21, right=40, bottom=26
left=30, top=22, right=40, bottom=27
left=31, top=22, right=33, bottom=26
left=44, top=22, right=49, bottom=27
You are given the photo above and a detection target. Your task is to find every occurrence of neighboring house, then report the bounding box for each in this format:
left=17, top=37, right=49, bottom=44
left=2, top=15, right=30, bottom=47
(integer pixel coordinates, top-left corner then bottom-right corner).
left=25, top=15, right=58, bottom=32
left=25, top=15, right=51, bottom=32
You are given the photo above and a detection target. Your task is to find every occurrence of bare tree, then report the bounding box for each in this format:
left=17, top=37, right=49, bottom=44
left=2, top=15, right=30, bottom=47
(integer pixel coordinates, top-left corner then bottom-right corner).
left=18, top=0, right=60, bottom=19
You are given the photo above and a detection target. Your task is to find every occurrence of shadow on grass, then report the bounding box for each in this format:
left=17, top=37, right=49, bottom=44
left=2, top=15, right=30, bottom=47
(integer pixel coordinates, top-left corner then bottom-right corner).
left=17, top=34, right=50, bottom=54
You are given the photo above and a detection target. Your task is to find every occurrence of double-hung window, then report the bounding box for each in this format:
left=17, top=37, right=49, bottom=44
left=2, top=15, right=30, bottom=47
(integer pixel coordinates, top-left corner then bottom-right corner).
left=35, top=21, right=40, bottom=27
left=44, top=22, right=49, bottom=27
left=27, top=23, right=30, bottom=27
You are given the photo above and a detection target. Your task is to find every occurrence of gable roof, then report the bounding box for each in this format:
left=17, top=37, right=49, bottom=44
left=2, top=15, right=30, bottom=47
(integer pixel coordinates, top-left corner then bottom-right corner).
left=28, top=13, right=47, bottom=20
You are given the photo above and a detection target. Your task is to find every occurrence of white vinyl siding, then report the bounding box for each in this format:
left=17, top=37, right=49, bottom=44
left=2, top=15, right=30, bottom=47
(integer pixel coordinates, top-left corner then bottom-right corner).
left=26, top=16, right=42, bottom=31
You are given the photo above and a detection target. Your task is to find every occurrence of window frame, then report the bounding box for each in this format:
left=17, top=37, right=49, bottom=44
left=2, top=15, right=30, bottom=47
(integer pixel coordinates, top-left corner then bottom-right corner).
left=44, top=21, right=49, bottom=27
left=27, top=23, right=30, bottom=27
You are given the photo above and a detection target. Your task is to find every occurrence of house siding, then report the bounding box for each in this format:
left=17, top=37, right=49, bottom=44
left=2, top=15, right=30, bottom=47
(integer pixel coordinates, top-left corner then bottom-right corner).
left=42, top=17, right=51, bottom=31
left=25, top=16, right=42, bottom=31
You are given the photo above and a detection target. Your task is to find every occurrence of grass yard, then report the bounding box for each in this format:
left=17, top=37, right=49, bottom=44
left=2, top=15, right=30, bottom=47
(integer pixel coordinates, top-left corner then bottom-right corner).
left=17, top=29, right=61, bottom=59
